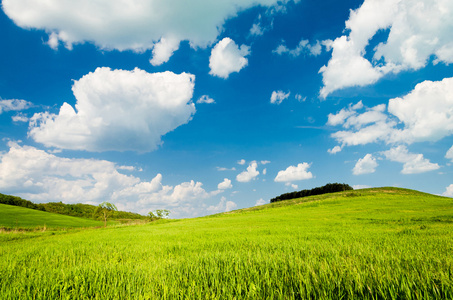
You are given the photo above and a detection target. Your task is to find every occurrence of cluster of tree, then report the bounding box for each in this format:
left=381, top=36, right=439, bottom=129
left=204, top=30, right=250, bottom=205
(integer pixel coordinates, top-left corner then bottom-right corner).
left=0, top=193, right=147, bottom=221
left=148, top=209, right=170, bottom=221
left=270, top=183, right=353, bottom=203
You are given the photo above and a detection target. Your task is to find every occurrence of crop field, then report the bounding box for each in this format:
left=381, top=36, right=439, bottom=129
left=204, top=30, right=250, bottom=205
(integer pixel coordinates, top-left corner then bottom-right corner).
left=0, top=203, right=104, bottom=230
left=1, top=188, right=452, bottom=299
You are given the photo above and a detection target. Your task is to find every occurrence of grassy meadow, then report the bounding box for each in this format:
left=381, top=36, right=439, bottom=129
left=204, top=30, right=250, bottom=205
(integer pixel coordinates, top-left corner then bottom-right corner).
left=1, top=188, right=452, bottom=299
left=0, top=203, right=104, bottom=230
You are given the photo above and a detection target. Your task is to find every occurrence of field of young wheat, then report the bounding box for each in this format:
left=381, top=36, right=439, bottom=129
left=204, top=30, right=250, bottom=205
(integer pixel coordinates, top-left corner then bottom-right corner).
left=1, top=188, right=452, bottom=299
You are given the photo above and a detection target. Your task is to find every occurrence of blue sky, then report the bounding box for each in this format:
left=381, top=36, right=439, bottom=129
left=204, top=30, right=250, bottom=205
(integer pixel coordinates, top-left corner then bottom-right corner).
left=1, top=0, right=453, bottom=218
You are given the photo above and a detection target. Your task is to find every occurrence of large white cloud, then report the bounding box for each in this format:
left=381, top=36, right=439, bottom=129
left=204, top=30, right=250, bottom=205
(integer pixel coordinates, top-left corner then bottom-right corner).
left=28, top=67, right=196, bottom=152
left=2, top=0, right=288, bottom=65
left=353, top=154, right=378, bottom=175
left=320, top=0, right=453, bottom=98
left=274, top=163, right=313, bottom=182
left=382, top=145, right=440, bottom=174
left=209, top=38, right=250, bottom=79
left=0, top=142, right=224, bottom=218
left=329, top=77, right=453, bottom=147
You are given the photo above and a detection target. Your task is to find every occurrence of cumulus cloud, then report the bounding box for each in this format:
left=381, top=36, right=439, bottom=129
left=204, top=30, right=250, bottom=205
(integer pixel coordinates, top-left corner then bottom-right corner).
left=270, top=90, right=290, bottom=104
left=207, top=196, right=237, bottom=213
left=446, top=146, right=453, bottom=162
left=237, top=159, right=246, bottom=165
left=329, top=78, right=453, bottom=147
left=320, top=0, right=453, bottom=97
left=12, top=113, right=29, bottom=123
left=28, top=67, right=196, bottom=152
left=0, top=142, right=224, bottom=218
left=255, top=198, right=268, bottom=206
left=382, top=145, right=440, bottom=174
left=328, top=146, right=342, bottom=154
left=218, top=178, right=233, bottom=190
left=443, top=184, right=453, bottom=197
left=274, top=162, right=313, bottom=182
left=273, top=39, right=322, bottom=57
left=0, top=142, right=139, bottom=203
left=2, top=0, right=294, bottom=65
left=196, top=95, right=215, bottom=104
left=236, top=161, right=259, bottom=182
left=353, top=154, right=378, bottom=175
left=0, top=99, right=32, bottom=114
left=209, top=38, right=250, bottom=79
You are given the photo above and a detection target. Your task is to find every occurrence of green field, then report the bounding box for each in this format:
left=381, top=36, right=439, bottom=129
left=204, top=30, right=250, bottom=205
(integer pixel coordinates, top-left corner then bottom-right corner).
left=1, top=188, right=452, bottom=299
left=0, top=203, right=104, bottom=229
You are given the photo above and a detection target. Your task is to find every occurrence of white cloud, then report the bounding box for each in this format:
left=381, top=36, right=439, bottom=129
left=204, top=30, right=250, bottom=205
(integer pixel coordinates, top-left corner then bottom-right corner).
left=329, top=78, right=453, bottom=147
left=262, top=168, right=267, bottom=175
left=353, top=185, right=372, bottom=190
left=207, top=196, right=237, bottom=213
left=320, top=0, right=453, bottom=97
left=237, top=159, right=246, bottom=165
left=196, top=95, right=215, bottom=104
left=255, top=198, right=268, bottom=206
left=295, top=94, right=306, bottom=102
left=217, top=166, right=236, bottom=171
left=382, top=145, right=440, bottom=174
left=274, top=162, right=313, bottom=182
left=0, top=99, right=32, bottom=114
left=446, top=146, right=453, bottom=162
left=250, top=23, right=264, bottom=36
left=328, top=146, right=342, bottom=154
left=150, top=37, right=180, bottom=66
left=270, top=90, right=290, bottom=104
left=353, top=154, right=378, bottom=175
left=209, top=38, right=250, bottom=79
left=3, top=0, right=294, bottom=65
left=236, top=161, right=259, bottom=182
left=273, top=39, right=322, bottom=57
left=12, top=113, right=29, bottom=122
left=0, top=142, right=139, bottom=203
left=442, top=184, right=453, bottom=197
left=0, top=142, right=229, bottom=218
left=261, top=160, right=271, bottom=165
left=28, top=67, right=196, bottom=152
left=218, top=178, right=233, bottom=190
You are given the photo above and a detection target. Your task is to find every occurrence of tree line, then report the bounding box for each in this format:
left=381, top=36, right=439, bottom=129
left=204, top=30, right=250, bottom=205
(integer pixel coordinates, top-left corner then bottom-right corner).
left=0, top=193, right=146, bottom=221
left=270, top=183, right=353, bottom=203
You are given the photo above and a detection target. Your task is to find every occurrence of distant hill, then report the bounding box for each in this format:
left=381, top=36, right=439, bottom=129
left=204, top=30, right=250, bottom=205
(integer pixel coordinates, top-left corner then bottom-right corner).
left=0, top=193, right=146, bottom=221
left=0, top=203, right=103, bottom=229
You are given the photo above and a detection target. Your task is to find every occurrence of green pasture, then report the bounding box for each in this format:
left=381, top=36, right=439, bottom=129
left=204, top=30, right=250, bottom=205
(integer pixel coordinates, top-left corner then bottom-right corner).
left=1, top=188, right=452, bottom=299
left=0, top=203, right=104, bottom=229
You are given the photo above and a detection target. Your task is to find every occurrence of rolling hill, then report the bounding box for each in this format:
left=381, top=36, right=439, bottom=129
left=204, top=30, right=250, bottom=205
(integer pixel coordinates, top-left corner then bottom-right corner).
left=0, top=203, right=104, bottom=229
left=1, top=187, right=452, bottom=299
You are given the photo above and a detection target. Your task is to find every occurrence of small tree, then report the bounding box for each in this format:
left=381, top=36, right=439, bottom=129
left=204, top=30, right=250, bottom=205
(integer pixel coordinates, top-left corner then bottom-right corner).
left=96, top=202, right=117, bottom=227
left=148, top=209, right=170, bottom=221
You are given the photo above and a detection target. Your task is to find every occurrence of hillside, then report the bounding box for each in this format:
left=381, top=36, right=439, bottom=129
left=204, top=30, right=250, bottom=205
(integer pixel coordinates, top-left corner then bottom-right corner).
left=1, top=187, right=452, bottom=299
left=0, top=192, right=147, bottom=221
left=0, top=203, right=104, bottom=229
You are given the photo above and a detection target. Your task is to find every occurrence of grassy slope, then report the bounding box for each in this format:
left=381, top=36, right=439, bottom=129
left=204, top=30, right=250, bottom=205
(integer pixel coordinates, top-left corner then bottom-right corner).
left=0, top=203, right=104, bottom=229
left=1, top=188, right=452, bottom=299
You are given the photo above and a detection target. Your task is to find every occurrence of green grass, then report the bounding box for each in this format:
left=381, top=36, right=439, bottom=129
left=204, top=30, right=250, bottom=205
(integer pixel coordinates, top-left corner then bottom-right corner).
left=1, top=188, right=452, bottom=299
left=0, top=203, right=104, bottom=229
